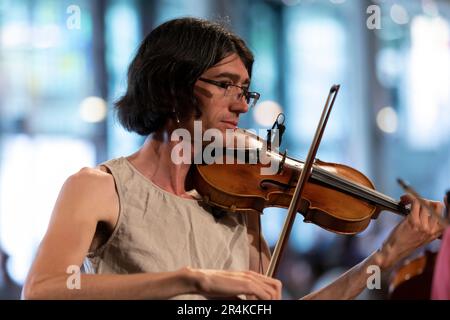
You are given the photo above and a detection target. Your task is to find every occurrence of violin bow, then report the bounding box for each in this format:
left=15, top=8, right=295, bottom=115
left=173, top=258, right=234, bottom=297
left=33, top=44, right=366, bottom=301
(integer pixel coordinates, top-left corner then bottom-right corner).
left=266, top=84, right=341, bottom=278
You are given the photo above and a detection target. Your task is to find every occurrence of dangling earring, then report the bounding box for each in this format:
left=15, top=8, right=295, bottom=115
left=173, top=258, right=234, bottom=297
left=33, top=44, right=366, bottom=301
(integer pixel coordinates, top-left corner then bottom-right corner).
left=173, top=107, right=180, bottom=124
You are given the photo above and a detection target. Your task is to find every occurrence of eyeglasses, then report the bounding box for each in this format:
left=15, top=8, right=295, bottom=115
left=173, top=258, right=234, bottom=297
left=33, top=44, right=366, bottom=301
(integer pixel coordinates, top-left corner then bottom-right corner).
left=198, top=78, right=260, bottom=108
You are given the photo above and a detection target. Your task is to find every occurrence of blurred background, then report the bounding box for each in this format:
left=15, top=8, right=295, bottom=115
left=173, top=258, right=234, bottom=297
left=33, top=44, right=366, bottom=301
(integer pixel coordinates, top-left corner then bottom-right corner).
left=0, top=0, right=449, bottom=299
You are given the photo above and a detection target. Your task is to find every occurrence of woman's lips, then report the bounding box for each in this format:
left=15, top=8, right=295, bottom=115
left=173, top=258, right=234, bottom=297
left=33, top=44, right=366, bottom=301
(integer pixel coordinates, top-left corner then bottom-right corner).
left=221, top=120, right=238, bottom=128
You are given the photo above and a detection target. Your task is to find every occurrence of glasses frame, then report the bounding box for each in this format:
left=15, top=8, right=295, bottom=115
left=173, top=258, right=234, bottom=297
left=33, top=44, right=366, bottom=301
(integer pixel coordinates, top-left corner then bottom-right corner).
left=198, top=77, right=260, bottom=107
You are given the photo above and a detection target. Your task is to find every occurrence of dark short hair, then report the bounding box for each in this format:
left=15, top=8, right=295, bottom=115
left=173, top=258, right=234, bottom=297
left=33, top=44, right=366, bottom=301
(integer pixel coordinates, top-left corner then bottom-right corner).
left=115, top=17, right=254, bottom=136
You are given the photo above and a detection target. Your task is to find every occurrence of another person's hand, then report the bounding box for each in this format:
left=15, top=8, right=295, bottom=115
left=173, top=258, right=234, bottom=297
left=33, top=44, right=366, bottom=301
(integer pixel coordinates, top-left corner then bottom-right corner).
left=375, top=194, right=445, bottom=269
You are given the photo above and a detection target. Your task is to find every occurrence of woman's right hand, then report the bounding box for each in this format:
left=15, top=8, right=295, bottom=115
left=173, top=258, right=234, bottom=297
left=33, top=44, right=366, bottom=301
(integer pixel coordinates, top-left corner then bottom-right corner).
left=183, top=267, right=282, bottom=300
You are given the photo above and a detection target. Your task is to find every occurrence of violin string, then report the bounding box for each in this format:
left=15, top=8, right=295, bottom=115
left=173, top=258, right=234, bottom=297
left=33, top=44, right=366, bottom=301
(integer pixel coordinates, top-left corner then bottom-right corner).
left=313, top=167, right=398, bottom=204
left=312, top=169, right=404, bottom=213
left=280, top=152, right=395, bottom=203
left=267, top=150, right=405, bottom=213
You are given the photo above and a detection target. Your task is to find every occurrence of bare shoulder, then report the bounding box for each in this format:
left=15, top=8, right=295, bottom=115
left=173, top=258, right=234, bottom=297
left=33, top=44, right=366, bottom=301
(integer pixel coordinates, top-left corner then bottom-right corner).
left=58, top=166, right=119, bottom=225
left=63, top=167, right=116, bottom=200
left=67, top=164, right=114, bottom=183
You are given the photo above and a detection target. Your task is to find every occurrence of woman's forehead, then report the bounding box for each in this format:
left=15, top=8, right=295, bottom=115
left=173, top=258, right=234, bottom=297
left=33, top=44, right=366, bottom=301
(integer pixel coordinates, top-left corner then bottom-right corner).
left=203, top=54, right=250, bottom=83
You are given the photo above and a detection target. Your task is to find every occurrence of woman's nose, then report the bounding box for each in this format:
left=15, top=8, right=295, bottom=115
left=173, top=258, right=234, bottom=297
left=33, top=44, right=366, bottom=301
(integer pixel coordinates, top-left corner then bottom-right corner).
left=230, top=94, right=249, bottom=114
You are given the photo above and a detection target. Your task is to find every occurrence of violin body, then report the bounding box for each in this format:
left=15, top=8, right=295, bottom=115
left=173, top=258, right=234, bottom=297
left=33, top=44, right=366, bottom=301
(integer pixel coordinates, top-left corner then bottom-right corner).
left=193, top=158, right=381, bottom=235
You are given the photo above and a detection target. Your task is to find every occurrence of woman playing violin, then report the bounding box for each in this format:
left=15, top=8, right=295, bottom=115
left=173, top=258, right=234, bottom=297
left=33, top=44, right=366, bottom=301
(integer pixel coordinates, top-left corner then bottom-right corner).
left=23, top=17, right=445, bottom=300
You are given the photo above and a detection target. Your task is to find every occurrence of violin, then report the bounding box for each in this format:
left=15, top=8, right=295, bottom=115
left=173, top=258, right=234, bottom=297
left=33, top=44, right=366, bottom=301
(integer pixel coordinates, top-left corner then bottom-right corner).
left=192, top=127, right=409, bottom=235
left=389, top=250, right=437, bottom=299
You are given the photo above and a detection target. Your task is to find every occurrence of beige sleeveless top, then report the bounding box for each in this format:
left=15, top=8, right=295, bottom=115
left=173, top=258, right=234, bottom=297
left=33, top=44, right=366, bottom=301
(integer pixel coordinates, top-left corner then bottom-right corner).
left=84, top=157, right=250, bottom=299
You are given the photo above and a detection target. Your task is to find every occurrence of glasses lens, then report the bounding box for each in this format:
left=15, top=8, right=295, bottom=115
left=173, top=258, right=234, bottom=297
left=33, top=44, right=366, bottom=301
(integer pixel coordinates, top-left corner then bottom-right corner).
left=224, top=85, right=259, bottom=107
left=224, top=85, right=239, bottom=96
left=246, top=92, right=260, bottom=108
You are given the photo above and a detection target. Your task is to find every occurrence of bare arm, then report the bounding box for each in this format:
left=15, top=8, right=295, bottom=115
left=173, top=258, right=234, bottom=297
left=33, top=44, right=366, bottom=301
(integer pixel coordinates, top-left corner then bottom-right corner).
left=23, top=168, right=281, bottom=300
left=302, top=196, right=445, bottom=300
left=301, top=250, right=383, bottom=300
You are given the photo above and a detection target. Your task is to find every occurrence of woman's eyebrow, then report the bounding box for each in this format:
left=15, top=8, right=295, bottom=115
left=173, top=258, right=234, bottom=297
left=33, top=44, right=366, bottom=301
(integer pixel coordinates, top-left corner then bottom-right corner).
left=213, top=72, right=250, bottom=84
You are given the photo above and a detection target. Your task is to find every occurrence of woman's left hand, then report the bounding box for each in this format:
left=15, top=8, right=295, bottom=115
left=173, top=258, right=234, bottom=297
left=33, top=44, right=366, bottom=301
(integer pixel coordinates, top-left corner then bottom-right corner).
left=376, top=194, right=446, bottom=270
